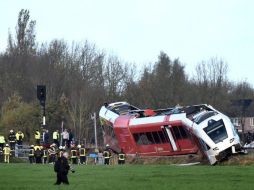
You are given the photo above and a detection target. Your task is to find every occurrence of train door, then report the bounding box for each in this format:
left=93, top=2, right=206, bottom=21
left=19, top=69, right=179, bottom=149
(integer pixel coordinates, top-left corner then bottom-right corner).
left=164, top=126, right=178, bottom=151
left=171, top=125, right=195, bottom=151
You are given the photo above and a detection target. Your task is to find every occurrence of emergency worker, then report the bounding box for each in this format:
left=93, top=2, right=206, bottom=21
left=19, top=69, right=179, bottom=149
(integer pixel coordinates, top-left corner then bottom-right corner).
left=34, top=144, right=41, bottom=151
left=103, top=144, right=111, bottom=165
left=54, top=152, right=70, bottom=185
left=118, top=149, right=126, bottom=165
left=16, top=130, right=24, bottom=146
left=8, top=130, right=16, bottom=150
left=34, top=129, right=41, bottom=145
left=70, top=145, right=78, bottom=164
left=3, top=144, right=11, bottom=163
left=0, top=135, right=6, bottom=149
left=53, top=130, right=60, bottom=147
left=48, top=144, right=57, bottom=164
left=79, top=144, right=86, bottom=165
left=34, top=146, right=43, bottom=163
left=28, top=145, right=35, bottom=164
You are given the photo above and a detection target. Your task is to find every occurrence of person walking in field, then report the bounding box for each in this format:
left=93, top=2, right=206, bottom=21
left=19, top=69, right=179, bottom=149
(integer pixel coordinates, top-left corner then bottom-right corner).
left=54, top=152, right=70, bottom=185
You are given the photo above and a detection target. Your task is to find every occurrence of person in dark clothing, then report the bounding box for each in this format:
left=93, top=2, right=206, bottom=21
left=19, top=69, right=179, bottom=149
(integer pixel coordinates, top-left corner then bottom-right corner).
left=43, top=129, right=49, bottom=148
left=103, top=144, right=112, bottom=165
left=34, top=147, right=43, bottom=164
left=118, top=149, right=126, bottom=165
left=54, top=153, right=70, bottom=185
left=8, top=130, right=16, bottom=150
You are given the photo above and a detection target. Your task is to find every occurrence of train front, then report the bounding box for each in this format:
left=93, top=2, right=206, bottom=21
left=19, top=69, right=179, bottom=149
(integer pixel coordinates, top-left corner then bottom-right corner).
left=191, top=105, right=242, bottom=165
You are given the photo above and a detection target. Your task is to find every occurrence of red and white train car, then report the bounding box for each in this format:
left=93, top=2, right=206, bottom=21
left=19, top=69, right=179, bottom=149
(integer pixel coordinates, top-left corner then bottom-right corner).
left=99, top=102, right=242, bottom=165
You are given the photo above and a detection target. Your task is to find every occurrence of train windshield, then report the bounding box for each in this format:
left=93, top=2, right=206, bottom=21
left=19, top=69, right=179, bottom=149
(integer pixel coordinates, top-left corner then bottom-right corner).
left=203, top=119, right=228, bottom=144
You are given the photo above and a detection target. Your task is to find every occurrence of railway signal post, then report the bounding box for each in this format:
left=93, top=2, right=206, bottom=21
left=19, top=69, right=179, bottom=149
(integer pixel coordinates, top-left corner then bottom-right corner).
left=37, top=85, right=46, bottom=128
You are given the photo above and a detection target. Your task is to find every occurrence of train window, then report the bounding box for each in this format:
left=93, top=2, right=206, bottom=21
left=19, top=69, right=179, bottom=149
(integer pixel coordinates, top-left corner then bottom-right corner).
left=140, top=133, right=152, bottom=145
left=194, top=111, right=217, bottom=124
left=146, top=132, right=155, bottom=144
left=158, top=131, right=169, bottom=143
left=179, top=127, right=188, bottom=139
left=133, top=133, right=142, bottom=145
left=133, top=131, right=171, bottom=145
left=172, top=126, right=181, bottom=139
left=204, top=119, right=228, bottom=144
left=152, top=132, right=161, bottom=144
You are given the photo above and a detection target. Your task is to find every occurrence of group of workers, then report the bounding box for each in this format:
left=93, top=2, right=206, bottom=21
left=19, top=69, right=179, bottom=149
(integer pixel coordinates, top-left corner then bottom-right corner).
left=0, top=129, right=25, bottom=163
left=26, top=143, right=125, bottom=165
left=0, top=128, right=126, bottom=165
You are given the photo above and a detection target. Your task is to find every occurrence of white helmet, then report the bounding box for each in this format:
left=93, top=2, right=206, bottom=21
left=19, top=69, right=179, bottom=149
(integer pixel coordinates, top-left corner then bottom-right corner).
left=77, top=144, right=81, bottom=148
left=5, top=144, right=9, bottom=147
left=59, top=146, right=63, bottom=149
left=10, top=129, right=13, bottom=133
left=63, top=152, right=69, bottom=158
left=106, top=144, right=110, bottom=147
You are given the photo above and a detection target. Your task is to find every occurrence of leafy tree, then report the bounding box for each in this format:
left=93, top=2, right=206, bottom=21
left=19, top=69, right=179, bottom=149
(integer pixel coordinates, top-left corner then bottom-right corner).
left=0, top=94, right=40, bottom=143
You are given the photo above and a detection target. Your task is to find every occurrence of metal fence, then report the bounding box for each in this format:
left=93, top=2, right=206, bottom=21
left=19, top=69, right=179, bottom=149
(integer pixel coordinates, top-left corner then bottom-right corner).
left=15, top=145, right=30, bottom=159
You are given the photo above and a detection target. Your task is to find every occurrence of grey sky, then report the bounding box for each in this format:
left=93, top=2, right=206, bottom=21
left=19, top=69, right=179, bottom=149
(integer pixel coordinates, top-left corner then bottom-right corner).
left=1, top=0, right=253, bottom=84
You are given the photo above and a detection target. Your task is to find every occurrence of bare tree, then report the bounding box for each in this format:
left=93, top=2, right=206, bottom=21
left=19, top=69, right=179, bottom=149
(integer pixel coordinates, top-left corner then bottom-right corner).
left=193, top=57, right=229, bottom=109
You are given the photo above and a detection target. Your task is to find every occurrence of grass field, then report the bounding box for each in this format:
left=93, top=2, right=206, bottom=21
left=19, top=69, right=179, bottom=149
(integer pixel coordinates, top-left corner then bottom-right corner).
left=0, top=163, right=254, bottom=190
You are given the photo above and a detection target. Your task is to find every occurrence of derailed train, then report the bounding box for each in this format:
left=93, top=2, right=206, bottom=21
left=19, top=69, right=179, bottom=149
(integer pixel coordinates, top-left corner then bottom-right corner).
left=99, top=102, right=243, bottom=165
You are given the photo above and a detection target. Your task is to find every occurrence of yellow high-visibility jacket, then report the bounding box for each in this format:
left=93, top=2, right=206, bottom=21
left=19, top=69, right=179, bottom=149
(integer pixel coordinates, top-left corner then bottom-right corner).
left=0, top=136, right=5, bottom=144
left=35, top=131, right=40, bottom=140
left=3, top=147, right=11, bottom=155
left=79, top=148, right=86, bottom=156
left=16, top=132, right=24, bottom=141
left=53, top=131, right=59, bottom=140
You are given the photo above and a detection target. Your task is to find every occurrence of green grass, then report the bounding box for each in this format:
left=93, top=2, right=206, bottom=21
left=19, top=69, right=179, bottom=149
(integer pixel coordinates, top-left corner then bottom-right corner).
left=0, top=163, right=254, bottom=190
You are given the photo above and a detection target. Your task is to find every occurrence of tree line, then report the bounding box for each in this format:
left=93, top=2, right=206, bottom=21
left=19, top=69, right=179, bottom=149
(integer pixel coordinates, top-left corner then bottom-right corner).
left=0, top=9, right=253, bottom=145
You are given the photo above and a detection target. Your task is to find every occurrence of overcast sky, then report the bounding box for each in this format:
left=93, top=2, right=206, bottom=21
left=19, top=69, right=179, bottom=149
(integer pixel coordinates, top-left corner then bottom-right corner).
left=1, top=0, right=253, bottom=84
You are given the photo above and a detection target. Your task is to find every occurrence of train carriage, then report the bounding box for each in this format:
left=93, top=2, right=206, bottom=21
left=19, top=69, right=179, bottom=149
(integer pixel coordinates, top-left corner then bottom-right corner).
left=99, top=102, right=242, bottom=165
